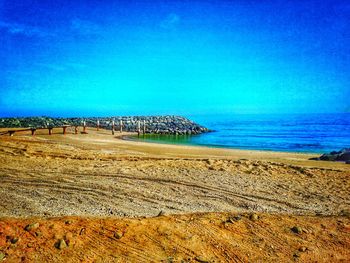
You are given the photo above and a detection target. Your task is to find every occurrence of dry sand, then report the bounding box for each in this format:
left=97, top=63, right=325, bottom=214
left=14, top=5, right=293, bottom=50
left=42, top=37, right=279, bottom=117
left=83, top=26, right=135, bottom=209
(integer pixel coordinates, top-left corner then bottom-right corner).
left=0, top=128, right=349, bottom=262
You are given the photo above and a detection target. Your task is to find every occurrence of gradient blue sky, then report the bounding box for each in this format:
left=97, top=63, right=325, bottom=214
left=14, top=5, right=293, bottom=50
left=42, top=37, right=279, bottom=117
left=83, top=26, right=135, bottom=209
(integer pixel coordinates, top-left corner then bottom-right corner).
left=1, top=0, right=349, bottom=117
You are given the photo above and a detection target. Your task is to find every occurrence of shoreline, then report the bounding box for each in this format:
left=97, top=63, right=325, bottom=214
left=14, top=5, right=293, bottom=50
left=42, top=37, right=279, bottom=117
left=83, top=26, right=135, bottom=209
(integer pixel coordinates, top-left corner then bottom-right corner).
left=0, top=125, right=344, bottom=157
left=2, top=127, right=348, bottom=170
left=123, top=134, right=329, bottom=155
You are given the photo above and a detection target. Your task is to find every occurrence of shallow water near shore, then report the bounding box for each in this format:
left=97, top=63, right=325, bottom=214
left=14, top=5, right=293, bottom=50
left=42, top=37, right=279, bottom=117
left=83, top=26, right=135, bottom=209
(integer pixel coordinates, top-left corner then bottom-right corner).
left=133, top=113, right=350, bottom=153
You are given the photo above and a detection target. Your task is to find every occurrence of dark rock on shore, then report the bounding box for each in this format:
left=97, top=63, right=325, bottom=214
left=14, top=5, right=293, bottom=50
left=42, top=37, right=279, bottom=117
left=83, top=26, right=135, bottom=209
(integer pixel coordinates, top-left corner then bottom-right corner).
left=311, top=148, right=350, bottom=163
left=0, top=116, right=210, bottom=135
left=291, top=226, right=303, bottom=234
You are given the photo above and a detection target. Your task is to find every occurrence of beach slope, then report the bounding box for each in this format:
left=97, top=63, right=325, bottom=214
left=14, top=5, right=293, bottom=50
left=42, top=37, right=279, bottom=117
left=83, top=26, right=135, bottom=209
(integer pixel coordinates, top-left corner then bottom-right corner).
left=0, top=128, right=349, bottom=262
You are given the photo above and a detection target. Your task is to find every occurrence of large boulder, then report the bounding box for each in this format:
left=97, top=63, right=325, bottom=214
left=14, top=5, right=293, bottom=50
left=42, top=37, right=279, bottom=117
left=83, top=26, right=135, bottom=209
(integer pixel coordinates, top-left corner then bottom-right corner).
left=319, top=148, right=350, bottom=162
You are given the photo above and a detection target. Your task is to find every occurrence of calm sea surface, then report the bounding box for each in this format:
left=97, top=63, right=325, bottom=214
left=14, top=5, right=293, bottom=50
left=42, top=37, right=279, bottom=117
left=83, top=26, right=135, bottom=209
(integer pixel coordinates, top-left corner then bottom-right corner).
left=134, top=113, right=350, bottom=153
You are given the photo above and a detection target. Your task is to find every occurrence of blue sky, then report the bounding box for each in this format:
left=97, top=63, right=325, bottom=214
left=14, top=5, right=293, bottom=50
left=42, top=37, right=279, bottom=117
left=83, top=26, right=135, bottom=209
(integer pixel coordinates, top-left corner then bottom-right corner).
left=1, top=0, right=349, bottom=117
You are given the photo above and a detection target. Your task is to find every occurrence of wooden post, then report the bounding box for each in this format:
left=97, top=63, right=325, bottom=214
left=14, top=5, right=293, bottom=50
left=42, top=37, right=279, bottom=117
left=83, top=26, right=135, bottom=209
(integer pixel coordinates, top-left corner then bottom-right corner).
left=75, top=126, right=78, bottom=134
left=63, top=126, right=67, bottom=135
left=112, top=120, right=115, bottom=135
left=83, top=121, right=87, bottom=133
left=97, top=120, right=100, bottom=131
left=31, top=128, right=36, bottom=136
left=120, top=120, right=123, bottom=133
left=137, top=120, right=141, bottom=137
left=143, top=120, right=146, bottom=134
left=48, top=128, right=52, bottom=135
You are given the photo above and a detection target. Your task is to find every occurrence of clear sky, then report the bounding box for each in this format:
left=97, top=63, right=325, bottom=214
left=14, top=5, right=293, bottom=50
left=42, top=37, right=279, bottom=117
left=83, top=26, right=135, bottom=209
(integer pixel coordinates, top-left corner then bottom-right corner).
left=1, top=0, right=349, bottom=117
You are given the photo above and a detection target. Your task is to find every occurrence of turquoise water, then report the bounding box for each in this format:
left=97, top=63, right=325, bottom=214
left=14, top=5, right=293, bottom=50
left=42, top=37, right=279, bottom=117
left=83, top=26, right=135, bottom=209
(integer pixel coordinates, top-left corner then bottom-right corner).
left=132, top=113, right=350, bottom=153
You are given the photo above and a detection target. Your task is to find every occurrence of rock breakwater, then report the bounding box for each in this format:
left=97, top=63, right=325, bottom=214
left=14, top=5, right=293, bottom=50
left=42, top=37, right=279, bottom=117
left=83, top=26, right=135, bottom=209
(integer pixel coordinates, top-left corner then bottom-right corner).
left=311, top=148, right=350, bottom=164
left=0, top=116, right=210, bottom=135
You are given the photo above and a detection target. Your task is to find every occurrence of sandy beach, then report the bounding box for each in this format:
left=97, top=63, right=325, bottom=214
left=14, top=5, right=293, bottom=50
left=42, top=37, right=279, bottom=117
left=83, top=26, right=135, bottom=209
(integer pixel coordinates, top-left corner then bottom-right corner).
left=0, top=128, right=349, bottom=262
left=2, top=0, right=350, bottom=261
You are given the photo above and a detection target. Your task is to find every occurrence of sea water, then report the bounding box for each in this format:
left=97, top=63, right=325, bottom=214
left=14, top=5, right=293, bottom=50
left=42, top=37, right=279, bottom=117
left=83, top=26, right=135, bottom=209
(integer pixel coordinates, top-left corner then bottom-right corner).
left=134, top=113, right=350, bottom=153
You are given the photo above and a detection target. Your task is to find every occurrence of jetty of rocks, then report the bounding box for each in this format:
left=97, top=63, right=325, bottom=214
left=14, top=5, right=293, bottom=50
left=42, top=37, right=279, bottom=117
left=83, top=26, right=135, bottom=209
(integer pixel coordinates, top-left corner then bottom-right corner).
left=0, top=116, right=210, bottom=135
left=311, top=148, right=350, bottom=164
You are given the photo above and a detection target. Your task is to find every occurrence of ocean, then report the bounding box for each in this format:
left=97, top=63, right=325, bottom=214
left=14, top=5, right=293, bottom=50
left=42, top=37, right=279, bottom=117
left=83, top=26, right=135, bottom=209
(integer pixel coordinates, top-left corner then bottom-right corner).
left=134, top=113, right=350, bottom=153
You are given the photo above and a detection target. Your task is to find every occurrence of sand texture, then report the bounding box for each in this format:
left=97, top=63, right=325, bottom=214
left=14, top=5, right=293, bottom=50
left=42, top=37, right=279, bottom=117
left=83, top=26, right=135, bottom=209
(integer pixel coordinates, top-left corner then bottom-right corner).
left=0, top=128, right=349, bottom=262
